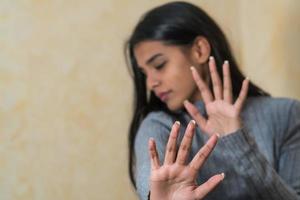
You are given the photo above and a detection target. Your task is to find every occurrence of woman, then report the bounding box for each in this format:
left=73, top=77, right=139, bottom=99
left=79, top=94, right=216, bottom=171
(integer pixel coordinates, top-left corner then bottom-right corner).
left=124, top=1, right=300, bottom=199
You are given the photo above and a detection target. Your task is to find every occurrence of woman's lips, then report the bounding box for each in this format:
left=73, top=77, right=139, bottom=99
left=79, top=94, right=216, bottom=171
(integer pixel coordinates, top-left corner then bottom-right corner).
left=158, top=91, right=171, bottom=101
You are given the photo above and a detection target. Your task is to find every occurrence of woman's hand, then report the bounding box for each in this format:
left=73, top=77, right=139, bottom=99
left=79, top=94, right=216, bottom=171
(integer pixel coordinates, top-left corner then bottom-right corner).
left=184, top=57, right=249, bottom=136
left=148, top=120, right=224, bottom=200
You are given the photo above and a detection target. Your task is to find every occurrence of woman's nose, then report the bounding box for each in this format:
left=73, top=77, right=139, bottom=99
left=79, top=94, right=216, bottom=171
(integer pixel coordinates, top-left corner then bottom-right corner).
left=146, top=75, right=161, bottom=90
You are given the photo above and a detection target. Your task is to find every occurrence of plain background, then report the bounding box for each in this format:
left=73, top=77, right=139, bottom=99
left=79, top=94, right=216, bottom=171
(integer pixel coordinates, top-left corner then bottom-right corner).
left=0, top=0, right=299, bottom=199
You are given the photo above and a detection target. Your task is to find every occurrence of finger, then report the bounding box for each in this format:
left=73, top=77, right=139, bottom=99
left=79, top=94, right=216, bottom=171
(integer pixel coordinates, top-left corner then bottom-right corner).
left=234, top=78, right=249, bottom=113
left=194, top=173, right=225, bottom=199
left=222, top=60, right=233, bottom=103
left=164, top=121, right=180, bottom=165
left=189, top=134, right=218, bottom=172
left=209, top=56, right=223, bottom=100
left=184, top=100, right=207, bottom=130
left=190, top=66, right=213, bottom=104
left=176, top=120, right=196, bottom=165
left=148, top=138, right=160, bottom=170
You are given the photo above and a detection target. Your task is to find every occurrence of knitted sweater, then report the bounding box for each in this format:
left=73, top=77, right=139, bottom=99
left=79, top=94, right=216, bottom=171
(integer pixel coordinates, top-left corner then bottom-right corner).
left=134, top=97, right=300, bottom=200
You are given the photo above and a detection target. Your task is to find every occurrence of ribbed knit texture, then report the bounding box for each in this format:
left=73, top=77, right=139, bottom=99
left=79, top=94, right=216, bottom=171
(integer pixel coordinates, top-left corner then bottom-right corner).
left=134, top=97, right=300, bottom=200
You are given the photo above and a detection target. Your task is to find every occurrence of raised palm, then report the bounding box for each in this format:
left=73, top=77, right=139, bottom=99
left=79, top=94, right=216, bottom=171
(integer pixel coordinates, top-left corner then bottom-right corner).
left=184, top=57, right=249, bottom=136
left=148, top=121, right=224, bottom=200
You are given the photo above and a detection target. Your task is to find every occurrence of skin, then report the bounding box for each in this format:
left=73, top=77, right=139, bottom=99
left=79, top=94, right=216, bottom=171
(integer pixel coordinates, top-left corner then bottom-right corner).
left=134, top=37, right=210, bottom=111
left=149, top=121, right=224, bottom=200
left=134, top=37, right=249, bottom=200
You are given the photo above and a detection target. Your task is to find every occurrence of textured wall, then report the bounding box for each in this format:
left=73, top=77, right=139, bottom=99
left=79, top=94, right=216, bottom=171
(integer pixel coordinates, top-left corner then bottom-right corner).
left=0, top=0, right=299, bottom=200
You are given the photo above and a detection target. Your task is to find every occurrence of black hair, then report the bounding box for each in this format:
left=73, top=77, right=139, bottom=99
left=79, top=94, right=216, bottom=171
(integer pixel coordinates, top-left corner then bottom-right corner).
left=124, top=1, right=269, bottom=188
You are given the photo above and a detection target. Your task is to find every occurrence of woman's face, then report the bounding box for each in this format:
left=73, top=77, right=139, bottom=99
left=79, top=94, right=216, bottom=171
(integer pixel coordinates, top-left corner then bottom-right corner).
left=134, top=41, right=203, bottom=111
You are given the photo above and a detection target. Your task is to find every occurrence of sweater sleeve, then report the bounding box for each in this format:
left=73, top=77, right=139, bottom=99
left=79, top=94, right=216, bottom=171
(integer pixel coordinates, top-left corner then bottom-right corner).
left=218, top=100, right=300, bottom=200
left=134, top=112, right=173, bottom=200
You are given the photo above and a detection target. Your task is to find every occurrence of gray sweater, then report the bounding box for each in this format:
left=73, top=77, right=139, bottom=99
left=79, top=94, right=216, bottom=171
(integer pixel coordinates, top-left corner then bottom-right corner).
left=134, top=97, right=300, bottom=200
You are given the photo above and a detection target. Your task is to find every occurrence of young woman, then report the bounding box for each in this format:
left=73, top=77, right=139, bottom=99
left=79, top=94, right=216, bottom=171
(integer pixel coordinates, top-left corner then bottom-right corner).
left=124, top=1, right=300, bottom=200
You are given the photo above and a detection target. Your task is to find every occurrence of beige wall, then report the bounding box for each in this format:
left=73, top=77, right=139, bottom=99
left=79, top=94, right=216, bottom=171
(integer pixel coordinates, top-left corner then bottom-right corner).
left=0, top=0, right=299, bottom=199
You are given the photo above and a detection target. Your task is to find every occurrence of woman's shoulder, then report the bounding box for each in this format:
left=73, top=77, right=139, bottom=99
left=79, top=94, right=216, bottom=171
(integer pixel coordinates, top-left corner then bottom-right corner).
left=142, top=111, right=173, bottom=124
left=245, top=96, right=300, bottom=114
left=242, top=96, right=300, bottom=142
left=243, top=96, right=300, bottom=132
left=141, top=111, right=175, bottom=128
left=135, top=111, right=176, bottom=145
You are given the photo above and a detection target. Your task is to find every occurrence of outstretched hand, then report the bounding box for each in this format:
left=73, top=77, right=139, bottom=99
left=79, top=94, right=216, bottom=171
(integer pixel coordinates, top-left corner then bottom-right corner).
left=148, top=120, right=224, bottom=200
left=184, top=57, right=249, bottom=136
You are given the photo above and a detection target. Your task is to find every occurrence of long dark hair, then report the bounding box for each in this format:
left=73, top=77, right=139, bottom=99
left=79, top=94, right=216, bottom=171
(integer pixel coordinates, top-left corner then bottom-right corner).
left=124, top=1, right=269, bottom=188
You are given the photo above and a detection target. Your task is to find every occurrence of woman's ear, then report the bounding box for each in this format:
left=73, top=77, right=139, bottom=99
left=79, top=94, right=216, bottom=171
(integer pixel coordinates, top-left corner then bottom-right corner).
left=191, top=36, right=211, bottom=64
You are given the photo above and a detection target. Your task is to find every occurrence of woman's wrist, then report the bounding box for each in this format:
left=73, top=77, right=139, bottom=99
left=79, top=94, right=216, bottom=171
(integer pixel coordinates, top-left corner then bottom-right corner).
left=221, top=118, right=242, bottom=136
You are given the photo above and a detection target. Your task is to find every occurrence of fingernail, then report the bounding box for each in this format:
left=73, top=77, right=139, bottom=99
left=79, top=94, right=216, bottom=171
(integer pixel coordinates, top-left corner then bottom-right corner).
left=190, top=66, right=195, bottom=71
left=246, top=77, right=250, bottom=80
left=224, top=60, right=229, bottom=64
left=209, top=56, right=214, bottom=60
left=220, top=173, right=225, bottom=179
left=148, top=137, right=155, bottom=145
left=184, top=100, right=192, bottom=107
left=175, top=121, right=180, bottom=126
left=216, top=133, right=221, bottom=138
left=191, top=120, right=196, bottom=125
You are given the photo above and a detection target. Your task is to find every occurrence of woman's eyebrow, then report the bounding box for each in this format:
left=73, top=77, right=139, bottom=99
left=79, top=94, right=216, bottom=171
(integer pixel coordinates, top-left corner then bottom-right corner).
left=146, top=53, right=163, bottom=65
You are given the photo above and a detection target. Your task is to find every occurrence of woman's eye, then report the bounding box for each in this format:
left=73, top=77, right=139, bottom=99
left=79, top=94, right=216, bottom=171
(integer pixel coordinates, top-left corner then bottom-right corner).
left=154, top=61, right=166, bottom=70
